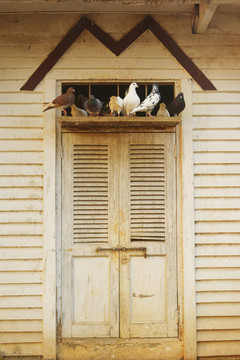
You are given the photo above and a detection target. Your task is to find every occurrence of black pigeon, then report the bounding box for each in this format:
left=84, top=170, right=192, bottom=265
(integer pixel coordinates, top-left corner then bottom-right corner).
left=167, top=92, right=185, bottom=116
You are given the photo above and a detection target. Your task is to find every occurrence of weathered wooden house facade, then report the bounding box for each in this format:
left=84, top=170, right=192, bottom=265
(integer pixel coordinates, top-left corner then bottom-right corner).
left=0, top=0, right=240, bottom=359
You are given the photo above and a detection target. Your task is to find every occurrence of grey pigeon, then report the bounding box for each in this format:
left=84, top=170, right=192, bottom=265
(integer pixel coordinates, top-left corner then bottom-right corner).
left=167, top=92, right=185, bottom=116
left=130, top=83, right=161, bottom=117
left=123, top=82, right=140, bottom=116
left=81, top=95, right=103, bottom=116
left=43, top=87, right=75, bottom=115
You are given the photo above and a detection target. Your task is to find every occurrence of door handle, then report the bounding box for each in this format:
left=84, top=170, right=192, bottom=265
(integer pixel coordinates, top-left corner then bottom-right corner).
left=96, top=246, right=147, bottom=258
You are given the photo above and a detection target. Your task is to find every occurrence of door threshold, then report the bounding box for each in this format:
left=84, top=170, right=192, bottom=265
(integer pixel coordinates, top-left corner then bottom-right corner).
left=58, top=338, right=183, bottom=360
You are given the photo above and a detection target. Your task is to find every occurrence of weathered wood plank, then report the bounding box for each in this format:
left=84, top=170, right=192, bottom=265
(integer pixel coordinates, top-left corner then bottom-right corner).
left=0, top=248, right=42, bottom=260
left=0, top=319, right=42, bottom=332
left=194, top=175, right=240, bottom=186
left=192, top=0, right=218, bottom=34
left=0, top=91, right=43, bottom=102
left=0, top=332, right=42, bottom=344
left=0, top=343, right=43, bottom=356
left=195, top=188, right=240, bottom=197
left=193, top=129, right=240, bottom=140
left=196, top=233, right=240, bottom=244
left=197, top=317, right=240, bottom=330
left=197, top=329, right=240, bottom=342
left=0, top=237, right=42, bottom=248
left=197, top=303, right=240, bottom=317
left=193, top=103, right=240, bottom=116
left=194, top=151, right=240, bottom=164
left=195, top=221, right=240, bottom=233
left=197, top=340, right=240, bottom=357
left=55, top=57, right=180, bottom=70
left=0, top=80, right=43, bottom=92
left=0, top=223, right=43, bottom=235
left=0, top=104, right=44, bottom=116
left=0, top=129, right=43, bottom=140
left=194, top=164, right=240, bottom=174
left=0, top=272, right=42, bottom=284
left=0, top=284, right=42, bottom=296
left=0, top=211, right=42, bottom=223
left=195, top=209, right=240, bottom=221
left=196, top=268, right=240, bottom=280
left=49, top=68, right=187, bottom=81
left=0, top=177, right=43, bottom=187
left=196, top=256, right=240, bottom=268
left=196, top=280, right=240, bottom=292
left=0, top=188, right=43, bottom=199
left=0, top=259, right=42, bottom=271
left=0, top=296, right=42, bottom=308
left=196, top=245, right=240, bottom=256
left=193, top=117, right=240, bottom=130
left=58, top=116, right=181, bottom=129
left=0, top=199, right=43, bottom=211
left=193, top=80, right=240, bottom=92
left=193, top=92, right=240, bottom=104
left=0, top=165, right=43, bottom=176
left=0, top=118, right=43, bottom=128
left=196, top=291, right=240, bottom=303
left=0, top=140, right=43, bottom=151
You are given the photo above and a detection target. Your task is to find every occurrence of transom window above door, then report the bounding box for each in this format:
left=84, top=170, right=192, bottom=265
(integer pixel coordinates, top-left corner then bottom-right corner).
left=62, top=82, right=174, bottom=116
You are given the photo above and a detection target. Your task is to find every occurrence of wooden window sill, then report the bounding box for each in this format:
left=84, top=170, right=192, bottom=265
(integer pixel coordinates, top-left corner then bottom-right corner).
left=58, top=116, right=181, bottom=131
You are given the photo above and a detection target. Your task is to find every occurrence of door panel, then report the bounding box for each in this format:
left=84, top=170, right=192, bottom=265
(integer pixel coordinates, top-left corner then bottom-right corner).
left=61, top=132, right=177, bottom=339
left=62, top=134, right=119, bottom=338
left=119, top=133, right=177, bottom=338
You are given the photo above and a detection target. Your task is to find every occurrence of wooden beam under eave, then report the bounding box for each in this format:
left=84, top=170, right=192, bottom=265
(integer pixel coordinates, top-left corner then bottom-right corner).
left=192, top=0, right=218, bottom=34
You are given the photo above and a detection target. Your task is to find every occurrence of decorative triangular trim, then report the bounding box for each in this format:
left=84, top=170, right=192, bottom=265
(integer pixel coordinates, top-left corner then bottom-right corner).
left=21, top=16, right=216, bottom=91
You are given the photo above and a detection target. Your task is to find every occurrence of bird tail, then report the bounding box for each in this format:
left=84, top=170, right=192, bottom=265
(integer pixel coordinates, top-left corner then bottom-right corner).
left=43, top=103, right=56, bottom=112
left=130, top=106, right=141, bottom=114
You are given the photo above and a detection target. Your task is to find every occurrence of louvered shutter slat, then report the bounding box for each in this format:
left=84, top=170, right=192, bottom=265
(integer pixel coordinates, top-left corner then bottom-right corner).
left=73, top=144, right=108, bottom=243
left=130, top=144, right=166, bottom=242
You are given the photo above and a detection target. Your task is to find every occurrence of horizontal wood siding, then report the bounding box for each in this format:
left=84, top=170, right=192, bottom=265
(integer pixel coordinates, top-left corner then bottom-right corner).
left=193, top=6, right=240, bottom=356
left=0, top=7, right=239, bottom=358
left=0, top=15, right=44, bottom=354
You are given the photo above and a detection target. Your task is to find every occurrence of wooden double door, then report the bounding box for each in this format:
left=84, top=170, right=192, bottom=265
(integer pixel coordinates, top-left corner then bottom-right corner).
left=61, top=132, right=178, bottom=339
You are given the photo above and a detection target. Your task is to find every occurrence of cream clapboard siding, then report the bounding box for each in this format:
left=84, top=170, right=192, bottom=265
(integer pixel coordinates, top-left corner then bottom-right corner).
left=0, top=14, right=44, bottom=355
left=192, top=6, right=240, bottom=358
left=0, top=7, right=239, bottom=358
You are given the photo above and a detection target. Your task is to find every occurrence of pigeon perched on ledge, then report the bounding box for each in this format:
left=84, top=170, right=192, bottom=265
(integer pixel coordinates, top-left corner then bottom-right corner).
left=157, top=103, right=170, bottom=117
left=80, top=94, right=103, bottom=116
left=130, top=83, right=161, bottom=117
left=71, top=104, right=88, bottom=117
left=43, top=87, right=75, bottom=115
left=109, top=96, right=124, bottom=116
left=167, top=92, right=185, bottom=116
left=123, top=82, right=140, bottom=116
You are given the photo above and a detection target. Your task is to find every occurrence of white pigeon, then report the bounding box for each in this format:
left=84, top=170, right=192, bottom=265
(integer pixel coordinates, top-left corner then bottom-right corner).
left=109, top=96, right=124, bottom=116
left=71, top=104, right=88, bottom=117
left=123, top=82, right=140, bottom=116
left=157, top=103, right=170, bottom=117
left=130, top=83, right=161, bottom=117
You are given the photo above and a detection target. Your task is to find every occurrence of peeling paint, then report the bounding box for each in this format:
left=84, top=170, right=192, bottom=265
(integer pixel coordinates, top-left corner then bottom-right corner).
left=133, top=292, right=155, bottom=298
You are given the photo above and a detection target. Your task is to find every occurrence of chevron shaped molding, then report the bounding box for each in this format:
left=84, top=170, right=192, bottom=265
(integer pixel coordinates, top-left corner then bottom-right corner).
left=20, top=15, right=216, bottom=91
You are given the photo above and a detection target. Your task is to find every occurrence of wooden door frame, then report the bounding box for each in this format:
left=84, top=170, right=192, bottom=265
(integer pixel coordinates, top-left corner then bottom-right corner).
left=43, top=76, right=196, bottom=359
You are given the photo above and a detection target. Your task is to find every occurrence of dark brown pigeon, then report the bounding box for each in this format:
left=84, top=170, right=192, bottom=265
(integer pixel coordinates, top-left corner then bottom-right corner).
left=167, top=92, right=185, bottom=116
left=43, top=87, right=75, bottom=115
